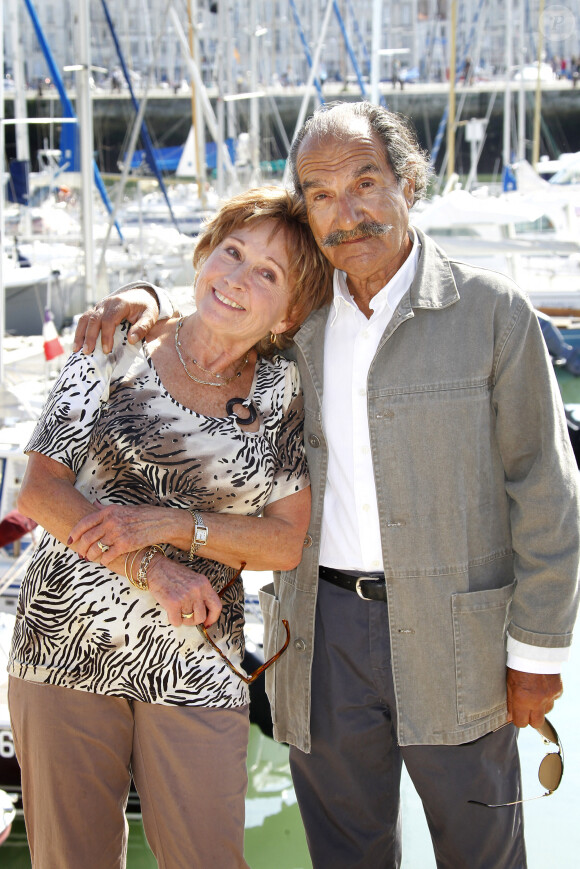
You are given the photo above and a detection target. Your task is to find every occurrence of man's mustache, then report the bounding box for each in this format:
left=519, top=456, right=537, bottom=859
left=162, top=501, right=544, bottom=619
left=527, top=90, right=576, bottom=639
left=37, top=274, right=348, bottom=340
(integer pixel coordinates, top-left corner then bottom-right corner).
left=321, top=221, right=392, bottom=248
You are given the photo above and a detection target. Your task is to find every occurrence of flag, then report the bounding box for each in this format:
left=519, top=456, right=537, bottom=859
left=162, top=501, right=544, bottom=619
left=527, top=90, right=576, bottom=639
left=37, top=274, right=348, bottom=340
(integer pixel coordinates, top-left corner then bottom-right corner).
left=43, top=308, right=64, bottom=361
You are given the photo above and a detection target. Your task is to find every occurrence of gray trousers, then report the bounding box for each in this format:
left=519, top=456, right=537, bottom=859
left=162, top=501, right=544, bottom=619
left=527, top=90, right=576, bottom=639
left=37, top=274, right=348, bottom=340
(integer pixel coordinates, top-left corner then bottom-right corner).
left=290, top=579, right=527, bottom=869
left=9, top=677, right=250, bottom=869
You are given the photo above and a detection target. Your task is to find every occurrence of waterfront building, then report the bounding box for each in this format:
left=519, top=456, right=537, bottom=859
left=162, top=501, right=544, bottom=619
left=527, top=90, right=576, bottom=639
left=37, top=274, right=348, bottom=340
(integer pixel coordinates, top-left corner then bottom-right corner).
left=4, top=1, right=580, bottom=94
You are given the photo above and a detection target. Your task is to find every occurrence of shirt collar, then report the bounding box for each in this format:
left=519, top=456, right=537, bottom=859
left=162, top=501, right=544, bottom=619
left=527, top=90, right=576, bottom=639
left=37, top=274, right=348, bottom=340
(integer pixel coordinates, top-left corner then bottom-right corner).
left=329, top=227, right=420, bottom=325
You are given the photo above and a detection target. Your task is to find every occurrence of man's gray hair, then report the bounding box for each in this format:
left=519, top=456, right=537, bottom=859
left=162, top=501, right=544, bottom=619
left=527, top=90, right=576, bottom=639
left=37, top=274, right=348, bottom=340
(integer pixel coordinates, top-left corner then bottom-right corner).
left=288, top=101, right=432, bottom=205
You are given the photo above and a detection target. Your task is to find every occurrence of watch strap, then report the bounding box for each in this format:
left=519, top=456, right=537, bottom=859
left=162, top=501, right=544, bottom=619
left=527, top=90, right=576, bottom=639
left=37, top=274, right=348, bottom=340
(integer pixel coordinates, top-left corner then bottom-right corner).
left=187, top=509, right=208, bottom=560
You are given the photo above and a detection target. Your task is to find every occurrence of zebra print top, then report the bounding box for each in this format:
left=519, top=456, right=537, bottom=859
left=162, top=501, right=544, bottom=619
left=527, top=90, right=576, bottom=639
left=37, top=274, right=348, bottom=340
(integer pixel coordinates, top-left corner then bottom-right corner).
left=8, top=322, right=309, bottom=708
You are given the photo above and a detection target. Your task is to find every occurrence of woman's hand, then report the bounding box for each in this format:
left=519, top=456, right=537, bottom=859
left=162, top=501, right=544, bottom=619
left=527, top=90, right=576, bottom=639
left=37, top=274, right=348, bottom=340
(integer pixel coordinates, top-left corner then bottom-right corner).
left=146, top=554, right=222, bottom=628
left=68, top=503, right=181, bottom=566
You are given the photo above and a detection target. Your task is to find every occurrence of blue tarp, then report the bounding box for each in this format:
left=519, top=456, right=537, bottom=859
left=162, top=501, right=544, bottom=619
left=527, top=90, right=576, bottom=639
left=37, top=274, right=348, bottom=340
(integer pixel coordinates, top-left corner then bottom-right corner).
left=205, top=139, right=236, bottom=170
left=59, top=124, right=81, bottom=172
left=6, top=160, right=30, bottom=205
left=123, top=139, right=237, bottom=174
left=127, top=146, right=183, bottom=173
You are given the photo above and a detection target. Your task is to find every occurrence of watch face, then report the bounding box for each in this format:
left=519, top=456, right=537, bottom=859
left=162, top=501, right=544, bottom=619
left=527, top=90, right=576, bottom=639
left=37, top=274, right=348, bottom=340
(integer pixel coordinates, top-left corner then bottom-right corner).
left=194, top=527, right=208, bottom=545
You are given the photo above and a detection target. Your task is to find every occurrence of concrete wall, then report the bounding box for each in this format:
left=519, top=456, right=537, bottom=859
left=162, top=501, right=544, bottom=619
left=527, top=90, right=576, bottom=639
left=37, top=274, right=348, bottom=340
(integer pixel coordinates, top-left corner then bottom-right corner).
left=3, top=83, right=579, bottom=179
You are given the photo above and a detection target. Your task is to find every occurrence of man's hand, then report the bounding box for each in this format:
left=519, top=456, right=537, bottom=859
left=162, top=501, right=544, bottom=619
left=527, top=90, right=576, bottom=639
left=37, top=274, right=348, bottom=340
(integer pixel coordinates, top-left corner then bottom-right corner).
left=506, top=668, right=563, bottom=728
left=73, top=287, right=161, bottom=355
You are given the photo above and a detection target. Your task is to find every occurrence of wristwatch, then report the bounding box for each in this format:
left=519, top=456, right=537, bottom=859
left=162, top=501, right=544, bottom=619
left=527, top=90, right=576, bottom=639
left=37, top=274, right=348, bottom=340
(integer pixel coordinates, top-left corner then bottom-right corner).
left=188, top=509, right=208, bottom=560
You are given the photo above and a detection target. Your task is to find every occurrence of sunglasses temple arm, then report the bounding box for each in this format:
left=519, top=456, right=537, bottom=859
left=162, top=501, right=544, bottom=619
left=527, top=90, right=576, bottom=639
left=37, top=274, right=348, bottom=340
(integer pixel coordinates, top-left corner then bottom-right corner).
left=197, top=618, right=290, bottom=686
left=248, top=620, right=291, bottom=680
left=197, top=625, right=254, bottom=682
left=467, top=791, right=552, bottom=808
left=218, top=562, right=247, bottom=599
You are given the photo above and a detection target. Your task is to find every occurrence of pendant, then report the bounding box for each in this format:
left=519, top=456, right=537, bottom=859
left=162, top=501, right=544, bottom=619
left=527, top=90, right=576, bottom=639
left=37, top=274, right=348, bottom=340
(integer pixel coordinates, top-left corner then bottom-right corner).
left=226, top=398, right=258, bottom=426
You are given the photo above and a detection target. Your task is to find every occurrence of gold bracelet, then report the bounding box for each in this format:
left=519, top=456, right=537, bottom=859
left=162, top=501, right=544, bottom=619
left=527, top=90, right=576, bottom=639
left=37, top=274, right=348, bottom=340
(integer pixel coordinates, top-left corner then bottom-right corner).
left=134, top=544, right=166, bottom=591
left=125, top=549, right=145, bottom=581
left=127, top=548, right=144, bottom=587
left=126, top=546, right=163, bottom=591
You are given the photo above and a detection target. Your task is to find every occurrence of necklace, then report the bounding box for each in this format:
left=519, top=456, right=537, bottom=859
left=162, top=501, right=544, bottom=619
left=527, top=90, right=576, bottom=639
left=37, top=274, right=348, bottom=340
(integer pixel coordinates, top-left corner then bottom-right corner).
left=174, top=318, right=249, bottom=388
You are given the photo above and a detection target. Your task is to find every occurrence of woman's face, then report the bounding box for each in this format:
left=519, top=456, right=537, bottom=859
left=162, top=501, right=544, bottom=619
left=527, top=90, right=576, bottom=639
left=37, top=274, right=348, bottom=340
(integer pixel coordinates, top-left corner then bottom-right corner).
left=194, top=220, right=295, bottom=345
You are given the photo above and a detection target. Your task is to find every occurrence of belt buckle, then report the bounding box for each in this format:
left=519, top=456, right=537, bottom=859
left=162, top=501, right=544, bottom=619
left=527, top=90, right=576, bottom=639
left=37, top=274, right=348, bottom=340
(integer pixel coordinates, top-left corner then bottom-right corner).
left=355, top=576, right=371, bottom=600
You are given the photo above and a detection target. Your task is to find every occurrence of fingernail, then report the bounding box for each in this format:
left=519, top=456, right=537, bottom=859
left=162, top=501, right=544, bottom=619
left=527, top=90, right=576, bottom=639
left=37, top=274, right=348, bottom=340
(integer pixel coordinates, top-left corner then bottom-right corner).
left=67, top=536, right=73, bottom=545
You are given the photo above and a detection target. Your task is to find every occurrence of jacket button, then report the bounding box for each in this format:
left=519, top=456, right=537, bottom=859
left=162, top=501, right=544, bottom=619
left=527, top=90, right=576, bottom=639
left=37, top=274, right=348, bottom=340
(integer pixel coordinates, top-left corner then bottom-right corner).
left=308, top=434, right=320, bottom=448
left=293, top=638, right=307, bottom=652
left=303, top=534, right=313, bottom=548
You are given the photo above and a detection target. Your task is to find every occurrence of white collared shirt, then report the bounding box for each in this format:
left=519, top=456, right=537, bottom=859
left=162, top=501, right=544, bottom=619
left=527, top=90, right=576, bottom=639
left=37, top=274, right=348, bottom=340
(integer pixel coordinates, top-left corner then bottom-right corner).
left=319, top=229, right=420, bottom=572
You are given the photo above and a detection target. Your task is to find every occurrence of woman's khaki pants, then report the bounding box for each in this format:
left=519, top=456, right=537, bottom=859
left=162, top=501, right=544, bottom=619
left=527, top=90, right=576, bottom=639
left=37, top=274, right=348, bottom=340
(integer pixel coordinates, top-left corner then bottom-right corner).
left=8, top=676, right=250, bottom=869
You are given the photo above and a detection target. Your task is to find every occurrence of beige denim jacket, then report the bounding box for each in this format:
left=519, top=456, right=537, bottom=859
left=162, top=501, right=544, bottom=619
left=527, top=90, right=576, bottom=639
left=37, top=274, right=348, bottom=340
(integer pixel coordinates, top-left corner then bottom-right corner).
left=259, top=229, right=580, bottom=750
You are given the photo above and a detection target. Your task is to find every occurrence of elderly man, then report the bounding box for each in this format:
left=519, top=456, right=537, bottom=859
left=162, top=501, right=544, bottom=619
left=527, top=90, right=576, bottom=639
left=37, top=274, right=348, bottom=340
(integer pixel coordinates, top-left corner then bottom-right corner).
left=75, top=102, right=579, bottom=869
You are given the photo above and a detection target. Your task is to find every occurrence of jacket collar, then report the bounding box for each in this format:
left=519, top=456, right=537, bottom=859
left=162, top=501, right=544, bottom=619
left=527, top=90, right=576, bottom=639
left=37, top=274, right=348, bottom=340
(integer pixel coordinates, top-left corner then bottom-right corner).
left=407, top=226, right=459, bottom=311
left=293, top=306, right=329, bottom=400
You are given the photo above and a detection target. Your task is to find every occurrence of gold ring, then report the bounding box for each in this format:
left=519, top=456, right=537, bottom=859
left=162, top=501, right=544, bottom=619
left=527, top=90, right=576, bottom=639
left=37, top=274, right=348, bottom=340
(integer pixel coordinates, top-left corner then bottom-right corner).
left=181, top=612, right=194, bottom=619
left=97, top=541, right=110, bottom=553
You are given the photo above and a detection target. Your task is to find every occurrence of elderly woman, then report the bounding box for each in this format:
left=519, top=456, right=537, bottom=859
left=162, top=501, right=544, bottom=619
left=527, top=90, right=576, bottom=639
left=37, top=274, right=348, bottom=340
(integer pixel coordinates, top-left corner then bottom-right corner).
left=8, top=187, right=332, bottom=869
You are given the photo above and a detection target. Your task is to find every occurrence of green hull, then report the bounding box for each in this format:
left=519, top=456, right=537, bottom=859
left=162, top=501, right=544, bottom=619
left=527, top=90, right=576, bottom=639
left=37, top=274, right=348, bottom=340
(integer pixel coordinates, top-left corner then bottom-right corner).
left=554, top=324, right=580, bottom=406
left=556, top=365, right=580, bottom=405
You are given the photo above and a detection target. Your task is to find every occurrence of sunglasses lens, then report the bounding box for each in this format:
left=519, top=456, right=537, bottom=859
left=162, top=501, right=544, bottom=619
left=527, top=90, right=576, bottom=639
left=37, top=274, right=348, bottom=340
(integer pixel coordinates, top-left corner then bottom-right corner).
left=538, top=753, right=563, bottom=792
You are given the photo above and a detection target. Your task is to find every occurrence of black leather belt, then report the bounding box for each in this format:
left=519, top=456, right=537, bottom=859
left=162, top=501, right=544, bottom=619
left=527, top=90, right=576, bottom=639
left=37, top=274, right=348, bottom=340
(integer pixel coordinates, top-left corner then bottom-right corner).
left=319, top=566, right=387, bottom=602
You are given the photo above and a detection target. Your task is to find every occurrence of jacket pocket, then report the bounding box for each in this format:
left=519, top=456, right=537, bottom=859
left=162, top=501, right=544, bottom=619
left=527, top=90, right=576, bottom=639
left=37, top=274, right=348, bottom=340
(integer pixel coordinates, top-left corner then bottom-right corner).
left=258, top=582, right=280, bottom=716
left=452, top=582, right=515, bottom=724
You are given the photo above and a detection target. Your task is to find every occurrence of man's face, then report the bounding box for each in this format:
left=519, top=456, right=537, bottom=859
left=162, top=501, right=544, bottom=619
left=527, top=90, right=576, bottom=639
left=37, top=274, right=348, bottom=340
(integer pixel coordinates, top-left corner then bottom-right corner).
left=295, top=121, right=415, bottom=291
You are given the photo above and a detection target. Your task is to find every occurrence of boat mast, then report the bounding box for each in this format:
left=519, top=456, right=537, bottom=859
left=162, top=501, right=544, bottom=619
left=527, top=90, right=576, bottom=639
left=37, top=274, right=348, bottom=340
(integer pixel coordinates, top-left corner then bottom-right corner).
left=503, top=0, right=513, bottom=172
left=76, top=0, right=96, bottom=307
left=216, top=0, right=226, bottom=196
left=447, top=0, right=457, bottom=181
left=187, top=0, right=206, bottom=204
left=370, top=0, right=383, bottom=106
left=249, top=0, right=261, bottom=185
left=8, top=0, right=32, bottom=239
left=517, top=0, right=526, bottom=161
left=532, top=0, right=545, bottom=167
left=224, top=2, right=237, bottom=144
left=9, top=0, right=30, bottom=164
